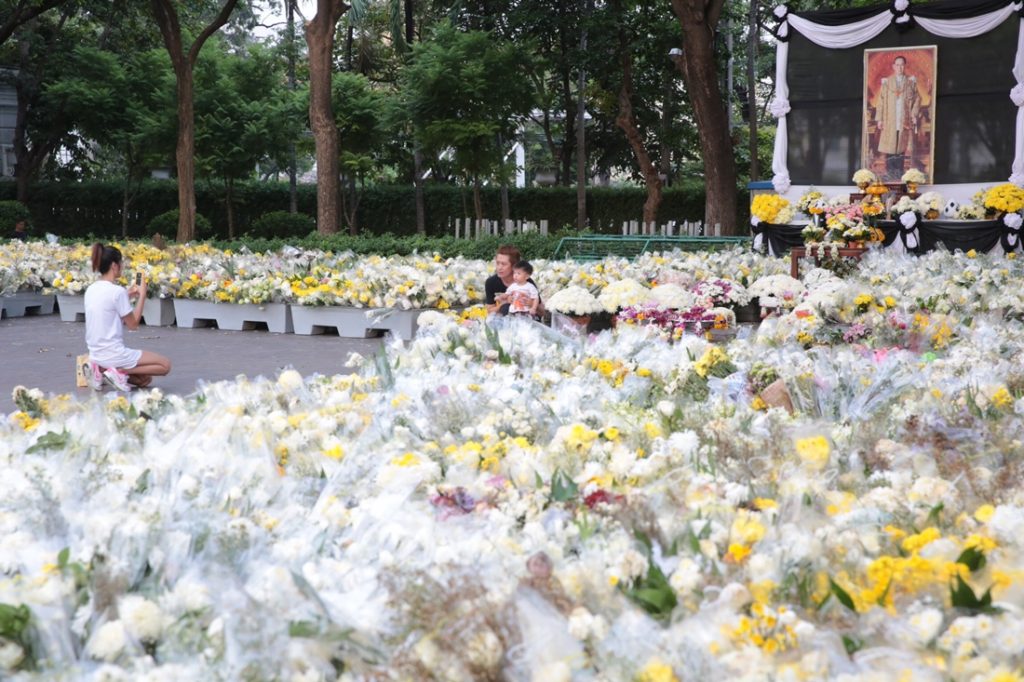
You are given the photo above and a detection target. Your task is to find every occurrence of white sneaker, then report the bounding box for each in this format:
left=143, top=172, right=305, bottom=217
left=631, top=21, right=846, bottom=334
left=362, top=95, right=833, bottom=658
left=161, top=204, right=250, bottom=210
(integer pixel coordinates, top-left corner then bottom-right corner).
left=103, top=368, right=132, bottom=392
left=84, top=361, right=103, bottom=391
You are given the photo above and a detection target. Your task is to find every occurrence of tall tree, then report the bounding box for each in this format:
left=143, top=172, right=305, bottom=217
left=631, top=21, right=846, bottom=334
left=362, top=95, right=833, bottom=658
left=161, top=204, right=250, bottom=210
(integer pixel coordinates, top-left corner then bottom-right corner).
left=0, top=0, right=68, bottom=46
left=402, top=24, right=535, bottom=222
left=195, top=41, right=295, bottom=238
left=46, top=46, right=175, bottom=236
left=670, top=0, right=737, bottom=234
left=305, top=0, right=349, bottom=235
left=6, top=3, right=78, bottom=202
left=332, top=70, right=391, bottom=234
left=150, top=0, right=239, bottom=242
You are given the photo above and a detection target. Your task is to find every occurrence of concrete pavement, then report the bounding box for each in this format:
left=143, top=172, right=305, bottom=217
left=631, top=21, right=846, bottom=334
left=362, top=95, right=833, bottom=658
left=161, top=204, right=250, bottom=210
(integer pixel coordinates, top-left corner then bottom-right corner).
left=1, top=313, right=384, bottom=414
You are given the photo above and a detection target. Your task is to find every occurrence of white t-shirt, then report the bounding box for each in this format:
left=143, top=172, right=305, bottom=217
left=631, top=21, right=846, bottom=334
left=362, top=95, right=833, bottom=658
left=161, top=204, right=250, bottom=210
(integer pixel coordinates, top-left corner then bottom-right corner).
left=84, top=280, right=140, bottom=368
left=506, top=282, right=539, bottom=314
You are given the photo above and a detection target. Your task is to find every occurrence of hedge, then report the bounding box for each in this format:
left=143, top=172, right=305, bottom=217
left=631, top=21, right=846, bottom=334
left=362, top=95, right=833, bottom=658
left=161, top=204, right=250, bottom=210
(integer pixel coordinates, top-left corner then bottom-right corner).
left=0, top=180, right=750, bottom=240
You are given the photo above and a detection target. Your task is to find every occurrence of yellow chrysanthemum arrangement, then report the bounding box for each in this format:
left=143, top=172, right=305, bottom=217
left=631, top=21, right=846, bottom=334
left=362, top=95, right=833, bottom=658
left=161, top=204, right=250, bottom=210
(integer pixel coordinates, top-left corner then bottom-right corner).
left=983, top=183, right=1024, bottom=213
left=751, top=194, right=795, bottom=225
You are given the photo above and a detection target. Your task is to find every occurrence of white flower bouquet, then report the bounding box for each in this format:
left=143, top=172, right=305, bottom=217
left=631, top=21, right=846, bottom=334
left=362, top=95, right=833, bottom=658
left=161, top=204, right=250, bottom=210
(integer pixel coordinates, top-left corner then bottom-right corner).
left=901, top=168, right=927, bottom=185
left=852, top=168, right=876, bottom=186
left=597, top=278, right=650, bottom=313
left=545, top=285, right=604, bottom=315
left=748, top=273, right=806, bottom=308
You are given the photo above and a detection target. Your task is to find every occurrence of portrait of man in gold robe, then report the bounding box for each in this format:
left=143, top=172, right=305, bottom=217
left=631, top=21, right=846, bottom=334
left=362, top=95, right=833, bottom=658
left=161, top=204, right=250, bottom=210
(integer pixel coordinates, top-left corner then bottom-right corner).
left=863, top=46, right=937, bottom=183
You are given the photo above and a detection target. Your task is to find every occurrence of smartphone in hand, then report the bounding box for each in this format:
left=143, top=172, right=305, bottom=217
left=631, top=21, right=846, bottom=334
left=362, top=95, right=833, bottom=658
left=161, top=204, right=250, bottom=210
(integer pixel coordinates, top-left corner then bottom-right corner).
left=135, top=272, right=142, bottom=286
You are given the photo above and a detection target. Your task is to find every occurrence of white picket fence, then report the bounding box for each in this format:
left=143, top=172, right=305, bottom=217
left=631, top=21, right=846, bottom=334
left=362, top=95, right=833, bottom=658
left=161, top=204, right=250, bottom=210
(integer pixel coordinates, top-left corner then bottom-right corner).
left=618, top=220, right=719, bottom=237
left=450, top=217, right=718, bottom=239
left=451, top=218, right=550, bottom=239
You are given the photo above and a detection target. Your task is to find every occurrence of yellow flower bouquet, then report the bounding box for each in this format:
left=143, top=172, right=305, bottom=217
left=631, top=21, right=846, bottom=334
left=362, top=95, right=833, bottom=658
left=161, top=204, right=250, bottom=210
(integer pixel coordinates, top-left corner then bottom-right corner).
left=983, top=183, right=1024, bottom=214
left=751, top=194, right=795, bottom=225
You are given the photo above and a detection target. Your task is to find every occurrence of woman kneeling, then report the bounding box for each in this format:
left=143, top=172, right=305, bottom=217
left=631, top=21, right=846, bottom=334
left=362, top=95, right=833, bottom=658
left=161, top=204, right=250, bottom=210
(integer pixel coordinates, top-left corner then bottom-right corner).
left=83, top=243, right=171, bottom=391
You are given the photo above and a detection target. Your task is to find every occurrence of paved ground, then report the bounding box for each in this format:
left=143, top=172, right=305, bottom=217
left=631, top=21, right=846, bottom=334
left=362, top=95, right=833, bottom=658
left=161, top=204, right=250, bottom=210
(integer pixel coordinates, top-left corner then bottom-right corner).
left=0, top=313, right=384, bottom=414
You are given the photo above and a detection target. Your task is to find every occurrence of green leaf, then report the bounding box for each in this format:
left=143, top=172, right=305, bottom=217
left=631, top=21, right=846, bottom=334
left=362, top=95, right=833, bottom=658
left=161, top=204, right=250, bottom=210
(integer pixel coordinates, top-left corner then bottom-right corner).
left=829, top=577, right=857, bottom=612
left=26, top=430, right=70, bottom=454
left=956, top=547, right=987, bottom=573
left=57, top=548, right=69, bottom=571
left=550, top=469, right=578, bottom=503
left=842, top=635, right=863, bottom=655
left=132, top=468, right=151, bottom=495
left=0, top=603, right=31, bottom=640
left=926, top=502, right=945, bottom=526
left=623, top=562, right=678, bottom=619
left=950, top=574, right=994, bottom=611
left=288, top=620, right=319, bottom=637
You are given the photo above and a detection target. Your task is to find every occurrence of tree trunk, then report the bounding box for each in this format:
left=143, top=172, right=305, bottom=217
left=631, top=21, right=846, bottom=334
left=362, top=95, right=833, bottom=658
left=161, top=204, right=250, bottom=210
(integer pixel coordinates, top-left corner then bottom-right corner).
left=151, top=0, right=239, bottom=243
left=122, top=176, right=131, bottom=238
left=226, top=176, right=235, bottom=239
left=405, top=0, right=414, bottom=44
left=306, top=0, right=349, bottom=236
left=413, top=146, right=426, bottom=235
left=472, top=175, right=483, bottom=223
left=172, top=63, right=197, bottom=241
left=747, top=0, right=759, bottom=181
left=670, top=0, right=737, bottom=235
left=615, top=30, right=661, bottom=226
left=287, top=0, right=298, bottom=213
left=12, top=10, right=73, bottom=203
left=575, top=0, right=592, bottom=230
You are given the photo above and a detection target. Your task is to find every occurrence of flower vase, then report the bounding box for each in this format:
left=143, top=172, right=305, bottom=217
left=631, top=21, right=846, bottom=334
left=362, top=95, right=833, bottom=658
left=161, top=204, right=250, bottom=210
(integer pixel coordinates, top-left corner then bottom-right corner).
left=906, top=182, right=918, bottom=194
left=925, top=209, right=940, bottom=220
left=857, top=181, right=869, bottom=191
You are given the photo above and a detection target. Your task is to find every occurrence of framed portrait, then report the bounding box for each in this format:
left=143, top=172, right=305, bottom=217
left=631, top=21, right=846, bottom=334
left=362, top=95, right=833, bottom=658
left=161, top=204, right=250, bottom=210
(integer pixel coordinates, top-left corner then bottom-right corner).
left=862, top=46, right=938, bottom=183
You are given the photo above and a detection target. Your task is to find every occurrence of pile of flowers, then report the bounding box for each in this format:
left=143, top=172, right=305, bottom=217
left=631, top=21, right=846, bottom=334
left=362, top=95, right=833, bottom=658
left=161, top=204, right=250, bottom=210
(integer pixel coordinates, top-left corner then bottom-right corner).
left=5, top=246, right=1024, bottom=680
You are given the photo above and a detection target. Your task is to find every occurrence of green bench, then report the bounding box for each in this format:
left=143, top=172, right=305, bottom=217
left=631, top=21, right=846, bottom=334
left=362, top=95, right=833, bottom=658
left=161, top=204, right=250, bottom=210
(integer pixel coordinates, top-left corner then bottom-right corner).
left=552, top=235, right=752, bottom=260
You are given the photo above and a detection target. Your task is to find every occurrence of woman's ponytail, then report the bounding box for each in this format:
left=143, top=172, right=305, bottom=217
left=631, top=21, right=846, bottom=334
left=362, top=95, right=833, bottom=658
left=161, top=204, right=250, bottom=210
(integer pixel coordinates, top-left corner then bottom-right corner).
left=90, top=242, right=122, bottom=274
left=90, top=243, right=104, bottom=273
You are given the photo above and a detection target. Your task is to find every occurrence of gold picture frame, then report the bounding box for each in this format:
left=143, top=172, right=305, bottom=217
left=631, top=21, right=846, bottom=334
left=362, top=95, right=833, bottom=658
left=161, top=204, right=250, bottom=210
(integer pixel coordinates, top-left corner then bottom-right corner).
left=862, top=45, right=938, bottom=183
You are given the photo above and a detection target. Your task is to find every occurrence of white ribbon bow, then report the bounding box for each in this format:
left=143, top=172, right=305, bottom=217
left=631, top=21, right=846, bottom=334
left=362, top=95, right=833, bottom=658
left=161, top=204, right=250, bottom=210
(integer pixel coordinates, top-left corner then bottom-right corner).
left=1011, top=83, right=1024, bottom=107
left=773, top=5, right=788, bottom=19
left=769, top=98, right=791, bottom=118
left=772, top=173, right=792, bottom=194
left=899, top=211, right=919, bottom=249
left=894, top=0, right=910, bottom=11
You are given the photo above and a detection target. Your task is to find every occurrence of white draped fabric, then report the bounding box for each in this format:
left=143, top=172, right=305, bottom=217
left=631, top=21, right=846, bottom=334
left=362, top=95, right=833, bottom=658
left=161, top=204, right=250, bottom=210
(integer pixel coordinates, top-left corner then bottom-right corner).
left=771, top=39, right=791, bottom=194
left=771, top=2, right=1024, bottom=191
left=787, top=12, right=891, bottom=49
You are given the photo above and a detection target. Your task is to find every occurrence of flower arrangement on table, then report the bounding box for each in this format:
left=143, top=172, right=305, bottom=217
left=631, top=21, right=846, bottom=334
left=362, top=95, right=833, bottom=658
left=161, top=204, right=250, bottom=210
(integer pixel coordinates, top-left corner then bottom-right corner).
left=916, top=191, right=945, bottom=219
left=901, top=167, right=926, bottom=192
left=801, top=222, right=826, bottom=244
left=796, top=188, right=826, bottom=222
left=750, top=193, right=796, bottom=226
left=852, top=168, right=877, bottom=189
left=983, top=183, right=1024, bottom=217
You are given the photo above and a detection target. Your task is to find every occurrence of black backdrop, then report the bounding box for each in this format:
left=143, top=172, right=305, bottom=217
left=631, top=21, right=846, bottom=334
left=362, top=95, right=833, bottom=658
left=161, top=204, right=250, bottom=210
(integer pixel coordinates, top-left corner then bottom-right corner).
left=786, top=14, right=1018, bottom=185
